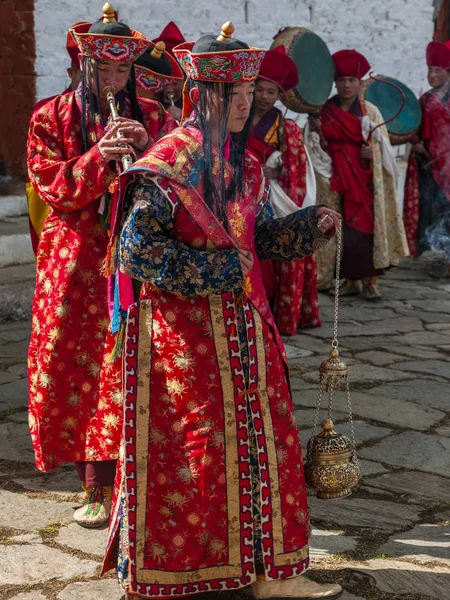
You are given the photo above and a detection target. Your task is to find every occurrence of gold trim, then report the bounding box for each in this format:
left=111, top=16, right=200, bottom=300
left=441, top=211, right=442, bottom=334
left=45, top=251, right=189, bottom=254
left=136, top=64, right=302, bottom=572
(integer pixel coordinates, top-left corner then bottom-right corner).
left=252, top=309, right=309, bottom=567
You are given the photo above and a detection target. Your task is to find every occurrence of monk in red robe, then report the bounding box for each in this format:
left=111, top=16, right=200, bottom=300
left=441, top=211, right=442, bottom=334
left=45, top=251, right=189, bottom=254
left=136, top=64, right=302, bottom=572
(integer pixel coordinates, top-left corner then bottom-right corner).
left=27, top=4, right=177, bottom=528
left=248, top=47, right=321, bottom=333
left=310, top=49, right=408, bottom=299
left=403, top=40, right=450, bottom=275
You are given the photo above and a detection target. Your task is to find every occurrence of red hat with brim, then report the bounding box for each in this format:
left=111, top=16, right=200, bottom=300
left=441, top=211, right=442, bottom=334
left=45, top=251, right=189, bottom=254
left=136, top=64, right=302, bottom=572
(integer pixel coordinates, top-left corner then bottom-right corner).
left=332, top=49, right=371, bottom=79
left=426, top=41, right=450, bottom=71
left=135, top=42, right=184, bottom=93
left=152, top=21, right=186, bottom=56
left=66, top=26, right=82, bottom=70
left=70, top=22, right=151, bottom=63
left=257, top=45, right=298, bottom=93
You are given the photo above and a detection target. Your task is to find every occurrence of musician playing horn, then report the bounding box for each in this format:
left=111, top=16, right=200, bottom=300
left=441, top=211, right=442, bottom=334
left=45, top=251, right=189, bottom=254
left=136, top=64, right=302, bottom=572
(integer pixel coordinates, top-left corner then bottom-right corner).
left=26, top=3, right=177, bottom=529
left=308, top=49, right=408, bottom=300
left=403, top=41, right=450, bottom=276
left=248, top=46, right=321, bottom=334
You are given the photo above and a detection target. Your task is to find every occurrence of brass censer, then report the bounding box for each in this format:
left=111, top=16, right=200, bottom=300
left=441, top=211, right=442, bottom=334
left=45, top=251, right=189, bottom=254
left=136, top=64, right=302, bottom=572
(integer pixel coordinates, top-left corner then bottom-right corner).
left=305, top=223, right=360, bottom=499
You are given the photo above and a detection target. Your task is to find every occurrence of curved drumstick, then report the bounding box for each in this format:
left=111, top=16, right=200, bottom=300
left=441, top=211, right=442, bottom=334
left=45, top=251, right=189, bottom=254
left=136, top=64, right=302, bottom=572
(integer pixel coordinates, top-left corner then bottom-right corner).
left=367, top=73, right=406, bottom=142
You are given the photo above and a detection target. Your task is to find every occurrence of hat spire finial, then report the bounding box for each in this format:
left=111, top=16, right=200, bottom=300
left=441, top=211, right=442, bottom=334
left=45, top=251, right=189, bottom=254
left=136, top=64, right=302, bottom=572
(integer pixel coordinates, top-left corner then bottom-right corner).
left=217, top=21, right=234, bottom=42
left=102, top=2, right=116, bottom=23
left=151, top=41, right=166, bottom=59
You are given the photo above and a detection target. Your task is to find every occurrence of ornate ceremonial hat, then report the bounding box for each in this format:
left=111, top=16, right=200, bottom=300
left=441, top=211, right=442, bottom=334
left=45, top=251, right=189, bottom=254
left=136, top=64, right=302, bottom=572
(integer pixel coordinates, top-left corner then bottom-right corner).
left=426, top=41, right=450, bottom=70
left=135, top=41, right=184, bottom=93
left=66, top=25, right=83, bottom=69
left=152, top=21, right=186, bottom=56
left=332, top=49, right=371, bottom=79
left=173, top=22, right=265, bottom=83
left=70, top=3, right=151, bottom=63
left=257, top=45, right=299, bottom=93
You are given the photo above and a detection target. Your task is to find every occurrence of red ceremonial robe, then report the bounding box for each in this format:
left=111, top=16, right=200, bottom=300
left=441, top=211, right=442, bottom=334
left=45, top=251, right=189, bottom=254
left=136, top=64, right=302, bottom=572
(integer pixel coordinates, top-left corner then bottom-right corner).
left=248, top=108, right=320, bottom=334
left=27, top=90, right=177, bottom=471
left=321, top=97, right=382, bottom=279
left=102, top=126, right=330, bottom=597
left=403, top=87, right=450, bottom=256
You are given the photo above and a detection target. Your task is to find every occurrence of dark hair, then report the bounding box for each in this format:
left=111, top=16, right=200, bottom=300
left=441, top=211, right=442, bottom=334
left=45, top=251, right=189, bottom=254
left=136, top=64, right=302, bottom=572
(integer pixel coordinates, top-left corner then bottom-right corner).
left=184, top=80, right=253, bottom=229
left=80, top=56, right=143, bottom=153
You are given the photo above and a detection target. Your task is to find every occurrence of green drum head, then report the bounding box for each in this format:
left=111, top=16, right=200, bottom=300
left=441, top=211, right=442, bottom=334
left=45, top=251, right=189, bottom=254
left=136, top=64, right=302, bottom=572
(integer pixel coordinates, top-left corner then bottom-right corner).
left=291, top=31, right=334, bottom=107
left=365, top=77, right=422, bottom=135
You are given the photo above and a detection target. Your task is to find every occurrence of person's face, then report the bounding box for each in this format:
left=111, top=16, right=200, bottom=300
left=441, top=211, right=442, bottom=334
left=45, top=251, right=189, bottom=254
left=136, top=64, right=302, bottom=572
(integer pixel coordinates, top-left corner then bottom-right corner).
left=162, top=78, right=184, bottom=105
left=67, top=65, right=82, bottom=91
left=226, top=81, right=255, bottom=133
left=89, top=59, right=132, bottom=97
left=336, top=76, right=361, bottom=101
left=254, top=79, right=280, bottom=113
left=428, top=66, right=450, bottom=88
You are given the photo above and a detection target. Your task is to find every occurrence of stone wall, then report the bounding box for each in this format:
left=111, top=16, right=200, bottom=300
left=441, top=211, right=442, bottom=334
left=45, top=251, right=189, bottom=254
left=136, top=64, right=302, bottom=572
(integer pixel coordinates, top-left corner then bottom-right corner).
left=0, top=0, right=35, bottom=179
left=35, top=0, right=434, bottom=100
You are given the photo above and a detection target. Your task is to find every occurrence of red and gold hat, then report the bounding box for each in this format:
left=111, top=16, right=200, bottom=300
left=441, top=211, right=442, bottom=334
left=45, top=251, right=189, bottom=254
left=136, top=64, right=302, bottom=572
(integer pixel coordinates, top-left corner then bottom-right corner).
left=332, top=49, right=371, bottom=79
left=70, top=3, right=150, bottom=63
left=173, top=22, right=265, bottom=83
left=152, top=21, right=186, bottom=56
left=135, top=41, right=184, bottom=93
left=66, top=25, right=83, bottom=69
left=257, top=45, right=299, bottom=93
left=426, top=41, right=450, bottom=71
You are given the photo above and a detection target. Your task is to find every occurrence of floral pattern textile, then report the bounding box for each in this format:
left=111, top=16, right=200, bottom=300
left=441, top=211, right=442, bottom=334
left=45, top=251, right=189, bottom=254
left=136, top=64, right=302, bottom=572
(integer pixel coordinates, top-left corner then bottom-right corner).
left=70, top=23, right=151, bottom=63
left=27, top=90, right=177, bottom=471
left=102, top=125, right=330, bottom=597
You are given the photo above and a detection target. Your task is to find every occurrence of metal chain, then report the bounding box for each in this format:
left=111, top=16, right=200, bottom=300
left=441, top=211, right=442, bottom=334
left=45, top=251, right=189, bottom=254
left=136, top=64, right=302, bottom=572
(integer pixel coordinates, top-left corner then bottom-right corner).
left=345, top=376, right=359, bottom=466
left=331, top=221, right=343, bottom=349
left=308, top=375, right=325, bottom=463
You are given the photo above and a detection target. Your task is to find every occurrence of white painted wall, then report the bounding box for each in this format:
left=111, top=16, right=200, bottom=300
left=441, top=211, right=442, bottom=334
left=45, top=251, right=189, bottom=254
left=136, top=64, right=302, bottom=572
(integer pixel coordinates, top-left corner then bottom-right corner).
left=35, top=0, right=435, bottom=101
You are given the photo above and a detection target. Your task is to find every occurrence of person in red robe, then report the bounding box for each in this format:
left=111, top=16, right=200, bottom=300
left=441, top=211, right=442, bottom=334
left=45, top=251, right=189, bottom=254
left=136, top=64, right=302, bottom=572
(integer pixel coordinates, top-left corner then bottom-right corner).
left=152, top=22, right=186, bottom=122
left=26, top=26, right=82, bottom=255
left=403, top=40, right=450, bottom=275
left=26, top=3, right=177, bottom=528
left=310, top=50, right=408, bottom=299
left=248, top=47, right=321, bottom=333
left=101, top=22, right=342, bottom=600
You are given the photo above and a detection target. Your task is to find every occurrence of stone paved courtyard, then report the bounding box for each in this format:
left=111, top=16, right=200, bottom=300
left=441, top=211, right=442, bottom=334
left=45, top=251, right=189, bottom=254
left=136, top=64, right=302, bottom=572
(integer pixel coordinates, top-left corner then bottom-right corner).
left=0, top=253, right=449, bottom=600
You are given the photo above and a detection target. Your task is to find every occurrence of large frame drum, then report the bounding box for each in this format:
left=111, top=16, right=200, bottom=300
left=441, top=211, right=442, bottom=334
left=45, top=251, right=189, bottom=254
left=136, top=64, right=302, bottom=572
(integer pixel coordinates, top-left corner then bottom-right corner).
left=271, top=27, right=334, bottom=113
left=364, top=76, right=422, bottom=145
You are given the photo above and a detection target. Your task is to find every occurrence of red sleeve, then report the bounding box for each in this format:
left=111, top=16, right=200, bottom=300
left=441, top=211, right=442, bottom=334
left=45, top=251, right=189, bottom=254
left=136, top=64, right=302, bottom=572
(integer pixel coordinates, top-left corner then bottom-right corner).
left=27, top=98, right=115, bottom=212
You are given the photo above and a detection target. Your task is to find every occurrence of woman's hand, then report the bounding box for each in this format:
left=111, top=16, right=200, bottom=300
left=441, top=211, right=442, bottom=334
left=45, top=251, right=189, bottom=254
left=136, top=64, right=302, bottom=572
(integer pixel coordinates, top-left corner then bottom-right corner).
left=316, top=207, right=341, bottom=234
left=308, top=116, right=322, bottom=134
left=238, top=249, right=254, bottom=276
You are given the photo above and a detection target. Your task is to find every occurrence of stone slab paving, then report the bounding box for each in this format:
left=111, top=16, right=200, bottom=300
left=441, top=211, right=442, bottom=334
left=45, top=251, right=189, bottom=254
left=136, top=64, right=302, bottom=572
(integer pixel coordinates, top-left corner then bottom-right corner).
left=361, top=471, right=450, bottom=504
left=310, top=528, right=358, bottom=557
left=351, top=559, right=450, bottom=599
left=367, top=379, right=450, bottom=411
left=0, top=253, right=449, bottom=599
left=0, top=489, right=76, bottom=530
left=0, top=544, right=98, bottom=584
left=379, top=522, right=450, bottom=565
left=308, top=497, right=421, bottom=532
left=57, top=522, right=109, bottom=557
left=57, top=579, right=124, bottom=600
left=359, top=432, right=450, bottom=477
left=10, top=593, right=47, bottom=600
